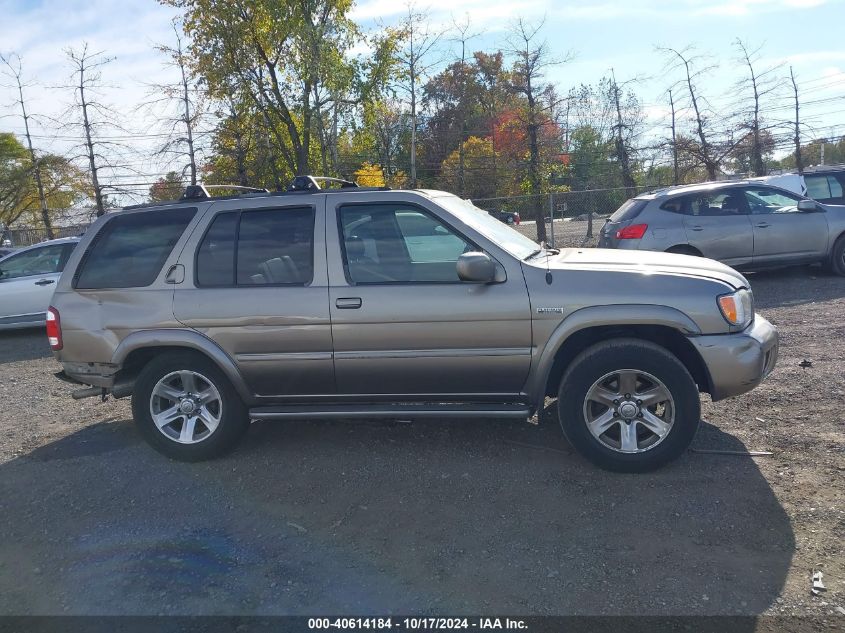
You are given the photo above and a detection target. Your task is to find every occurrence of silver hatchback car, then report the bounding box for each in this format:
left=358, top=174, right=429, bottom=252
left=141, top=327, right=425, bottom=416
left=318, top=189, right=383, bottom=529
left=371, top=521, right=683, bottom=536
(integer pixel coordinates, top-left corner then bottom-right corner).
left=598, top=181, right=845, bottom=275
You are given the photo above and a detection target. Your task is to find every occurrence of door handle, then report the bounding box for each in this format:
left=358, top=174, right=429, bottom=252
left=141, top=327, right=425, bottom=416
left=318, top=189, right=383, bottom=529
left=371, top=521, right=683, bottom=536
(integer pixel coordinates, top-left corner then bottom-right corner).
left=335, top=297, right=362, bottom=309
left=34, top=279, right=55, bottom=286
left=689, top=225, right=703, bottom=231
left=756, top=222, right=770, bottom=228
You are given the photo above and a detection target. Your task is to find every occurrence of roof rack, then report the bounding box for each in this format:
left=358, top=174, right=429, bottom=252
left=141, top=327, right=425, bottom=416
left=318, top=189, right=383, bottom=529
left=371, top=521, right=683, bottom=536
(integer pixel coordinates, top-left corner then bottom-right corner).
left=122, top=176, right=391, bottom=210
left=287, top=176, right=359, bottom=191
left=181, top=184, right=270, bottom=200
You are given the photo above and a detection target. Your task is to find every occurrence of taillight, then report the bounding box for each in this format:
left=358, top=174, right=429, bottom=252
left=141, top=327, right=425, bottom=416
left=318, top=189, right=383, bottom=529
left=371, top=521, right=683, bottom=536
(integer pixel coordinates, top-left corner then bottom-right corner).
left=46, top=307, right=62, bottom=351
left=615, top=223, right=648, bottom=239
left=514, top=213, right=520, bottom=225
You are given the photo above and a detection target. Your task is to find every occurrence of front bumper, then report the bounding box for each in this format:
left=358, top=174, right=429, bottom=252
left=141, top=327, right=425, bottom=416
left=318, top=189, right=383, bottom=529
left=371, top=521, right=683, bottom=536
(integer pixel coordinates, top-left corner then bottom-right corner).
left=690, top=314, right=779, bottom=401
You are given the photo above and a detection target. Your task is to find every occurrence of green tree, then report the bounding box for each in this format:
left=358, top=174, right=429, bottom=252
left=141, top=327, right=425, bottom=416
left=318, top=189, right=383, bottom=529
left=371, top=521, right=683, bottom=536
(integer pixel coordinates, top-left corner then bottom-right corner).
left=149, top=171, right=185, bottom=202
left=1, top=132, right=89, bottom=228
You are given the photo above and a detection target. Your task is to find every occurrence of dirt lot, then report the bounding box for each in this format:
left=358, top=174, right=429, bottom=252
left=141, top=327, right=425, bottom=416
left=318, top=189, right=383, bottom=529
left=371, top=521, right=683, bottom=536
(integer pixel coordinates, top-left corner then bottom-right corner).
left=0, top=266, right=842, bottom=618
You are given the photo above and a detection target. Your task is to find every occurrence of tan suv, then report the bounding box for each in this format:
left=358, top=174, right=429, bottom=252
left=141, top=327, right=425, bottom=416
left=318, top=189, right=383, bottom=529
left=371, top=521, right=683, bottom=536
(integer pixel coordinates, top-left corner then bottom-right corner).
left=49, top=177, right=778, bottom=472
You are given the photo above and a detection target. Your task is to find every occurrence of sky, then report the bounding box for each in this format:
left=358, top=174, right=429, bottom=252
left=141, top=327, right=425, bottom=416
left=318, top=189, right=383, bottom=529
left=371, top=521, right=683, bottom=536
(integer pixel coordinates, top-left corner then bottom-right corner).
left=1, top=0, right=845, bottom=204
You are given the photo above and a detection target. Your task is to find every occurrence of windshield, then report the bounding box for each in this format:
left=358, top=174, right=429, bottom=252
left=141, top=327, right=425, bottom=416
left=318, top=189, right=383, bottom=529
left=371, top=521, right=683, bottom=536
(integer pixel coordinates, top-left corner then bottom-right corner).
left=433, top=194, right=540, bottom=260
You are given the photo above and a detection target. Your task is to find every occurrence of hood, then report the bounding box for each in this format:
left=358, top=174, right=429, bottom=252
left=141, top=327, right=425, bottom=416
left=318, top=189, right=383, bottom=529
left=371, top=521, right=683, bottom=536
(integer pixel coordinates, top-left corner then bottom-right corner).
left=542, top=248, right=748, bottom=289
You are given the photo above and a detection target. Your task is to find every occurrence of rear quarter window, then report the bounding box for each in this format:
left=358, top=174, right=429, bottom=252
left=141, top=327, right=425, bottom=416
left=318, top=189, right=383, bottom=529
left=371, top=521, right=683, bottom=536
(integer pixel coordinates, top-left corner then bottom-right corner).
left=74, top=208, right=196, bottom=289
left=609, top=199, right=648, bottom=222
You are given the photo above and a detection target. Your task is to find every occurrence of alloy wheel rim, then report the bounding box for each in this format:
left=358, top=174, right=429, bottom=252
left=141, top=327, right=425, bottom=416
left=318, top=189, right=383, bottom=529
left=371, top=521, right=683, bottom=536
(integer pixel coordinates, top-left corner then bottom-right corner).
left=582, top=369, right=675, bottom=454
left=149, top=370, right=222, bottom=444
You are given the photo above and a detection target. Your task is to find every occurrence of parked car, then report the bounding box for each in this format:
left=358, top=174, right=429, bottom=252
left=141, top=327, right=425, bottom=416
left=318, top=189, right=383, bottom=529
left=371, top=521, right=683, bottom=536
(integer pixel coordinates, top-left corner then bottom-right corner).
left=750, top=166, right=845, bottom=205
left=489, top=209, right=520, bottom=225
left=0, top=237, right=79, bottom=330
left=49, top=177, right=777, bottom=472
left=598, top=181, right=845, bottom=275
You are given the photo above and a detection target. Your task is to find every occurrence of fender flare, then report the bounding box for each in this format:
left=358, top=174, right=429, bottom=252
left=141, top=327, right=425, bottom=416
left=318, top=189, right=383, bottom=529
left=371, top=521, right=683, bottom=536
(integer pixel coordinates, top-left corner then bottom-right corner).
left=527, top=304, right=702, bottom=412
left=111, top=329, right=253, bottom=403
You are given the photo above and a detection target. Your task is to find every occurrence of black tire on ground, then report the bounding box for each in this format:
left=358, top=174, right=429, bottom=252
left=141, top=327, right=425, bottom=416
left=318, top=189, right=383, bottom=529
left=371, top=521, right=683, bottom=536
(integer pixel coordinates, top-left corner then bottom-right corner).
left=557, top=338, right=701, bottom=473
left=131, top=352, right=250, bottom=461
left=829, top=234, right=845, bottom=276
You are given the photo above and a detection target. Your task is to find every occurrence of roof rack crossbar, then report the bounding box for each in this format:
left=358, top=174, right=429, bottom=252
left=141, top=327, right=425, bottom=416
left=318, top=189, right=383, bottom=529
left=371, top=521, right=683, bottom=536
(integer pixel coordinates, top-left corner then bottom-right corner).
left=181, top=184, right=270, bottom=201
left=287, top=175, right=359, bottom=192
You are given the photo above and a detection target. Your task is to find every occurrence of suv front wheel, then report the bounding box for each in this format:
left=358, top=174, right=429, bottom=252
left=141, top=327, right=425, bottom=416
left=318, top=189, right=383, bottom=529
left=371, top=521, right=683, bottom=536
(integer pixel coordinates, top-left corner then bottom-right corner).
left=131, top=352, right=250, bottom=461
left=557, top=338, right=701, bottom=472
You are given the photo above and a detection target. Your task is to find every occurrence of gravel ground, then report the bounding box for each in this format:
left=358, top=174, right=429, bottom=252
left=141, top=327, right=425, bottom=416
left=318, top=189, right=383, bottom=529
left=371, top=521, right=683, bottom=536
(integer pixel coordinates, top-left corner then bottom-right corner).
left=0, top=266, right=842, bottom=618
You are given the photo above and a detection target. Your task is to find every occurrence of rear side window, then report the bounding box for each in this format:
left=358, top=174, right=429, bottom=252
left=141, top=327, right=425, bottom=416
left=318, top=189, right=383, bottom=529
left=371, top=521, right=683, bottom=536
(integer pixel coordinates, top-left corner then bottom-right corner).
left=195, top=207, right=314, bottom=287
left=806, top=174, right=844, bottom=201
left=75, top=208, right=196, bottom=289
left=660, top=197, right=689, bottom=214
left=609, top=199, right=647, bottom=222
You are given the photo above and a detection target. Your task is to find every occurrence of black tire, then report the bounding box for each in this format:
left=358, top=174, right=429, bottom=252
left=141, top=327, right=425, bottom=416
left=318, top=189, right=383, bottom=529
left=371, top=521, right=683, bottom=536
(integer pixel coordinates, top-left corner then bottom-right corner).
left=131, top=352, right=249, bottom=461
left=557, top=338, right=701, bottom=473
left=829, top=234, right=845, bottom=276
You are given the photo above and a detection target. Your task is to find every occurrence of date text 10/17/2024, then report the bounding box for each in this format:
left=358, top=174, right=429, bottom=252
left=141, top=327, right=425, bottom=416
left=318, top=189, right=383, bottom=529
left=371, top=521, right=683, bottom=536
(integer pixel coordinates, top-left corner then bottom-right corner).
left=308, top=618, right=528, bottom=630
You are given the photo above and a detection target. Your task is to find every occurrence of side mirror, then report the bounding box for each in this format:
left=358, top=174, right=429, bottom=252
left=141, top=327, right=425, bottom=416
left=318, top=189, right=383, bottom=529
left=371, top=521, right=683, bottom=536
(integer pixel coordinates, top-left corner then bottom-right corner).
left=798, top=199, right=818, bottom=212
left=457, top=252, right=496, bottom=283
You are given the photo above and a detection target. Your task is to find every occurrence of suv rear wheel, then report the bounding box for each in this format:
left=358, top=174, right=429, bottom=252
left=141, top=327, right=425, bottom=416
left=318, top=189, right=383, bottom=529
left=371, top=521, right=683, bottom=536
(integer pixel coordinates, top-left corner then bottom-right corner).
left=557, top=338, right=700, bottom=472
left=131, top=352, right=249, bottom=461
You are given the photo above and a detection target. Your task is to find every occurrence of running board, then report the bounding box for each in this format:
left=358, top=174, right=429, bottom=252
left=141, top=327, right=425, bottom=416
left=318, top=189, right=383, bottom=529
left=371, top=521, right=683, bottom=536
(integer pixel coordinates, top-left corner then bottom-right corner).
left=249, top=402, right=531, bottom=421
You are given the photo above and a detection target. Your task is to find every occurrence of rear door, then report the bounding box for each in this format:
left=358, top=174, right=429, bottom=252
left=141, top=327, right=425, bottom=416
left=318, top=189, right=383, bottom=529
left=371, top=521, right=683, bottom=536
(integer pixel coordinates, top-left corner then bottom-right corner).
left=173, top=196, right=334, bottom=400
left=742, top=186, right=829, bottom=264
left=681, top=190, right=754, bottom=266
left=0, top=242, right=73, bottom=325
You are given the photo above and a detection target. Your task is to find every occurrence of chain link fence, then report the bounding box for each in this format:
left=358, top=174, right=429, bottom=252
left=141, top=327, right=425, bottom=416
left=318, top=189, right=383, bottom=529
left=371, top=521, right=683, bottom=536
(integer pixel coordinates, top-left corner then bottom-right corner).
left=1, top=224, right=90, bottom=248
left=471, top=185, right=655, bottom=247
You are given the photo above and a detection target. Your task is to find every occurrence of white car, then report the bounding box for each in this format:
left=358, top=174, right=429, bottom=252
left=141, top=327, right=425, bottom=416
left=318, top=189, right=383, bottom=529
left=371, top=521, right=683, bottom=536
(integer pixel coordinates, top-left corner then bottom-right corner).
left=750, top=167, right=845, bottom=206
left=0, top=237, right=79, bottom=330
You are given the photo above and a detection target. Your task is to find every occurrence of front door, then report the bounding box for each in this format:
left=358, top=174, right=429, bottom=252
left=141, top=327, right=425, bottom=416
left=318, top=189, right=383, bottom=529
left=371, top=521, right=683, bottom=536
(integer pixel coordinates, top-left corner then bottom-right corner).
left=326, top=197, right=532, bottom=399
left=173, top=198, right=334, bottom=399
left=681, top=189, right=753, bottom=266
left=0, top=242, right=73, bottom=325
left=742, top=186, right=829, bottom=264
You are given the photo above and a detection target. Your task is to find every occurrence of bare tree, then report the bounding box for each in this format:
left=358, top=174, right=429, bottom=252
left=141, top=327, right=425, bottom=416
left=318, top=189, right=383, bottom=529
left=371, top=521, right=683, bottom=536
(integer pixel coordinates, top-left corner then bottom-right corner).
left=789, top=66, right=804, bottom=175
left=142, top=21, right=208, bottom=186
left=64, top=43, right=128, bottom=216
left=396, top=4, right=442, bottom=188
left=669, top=89, right=679, bottom=185
left=507, top=18, right=568, bottom=243
left=1, top=53, right=54, bottom=236
left=609, top=68, right=637, bottom=196
left=733, top=39, right=782, bottom=177
left=659, top=46, right=722, bottom=180
left=450, top=16, right=480, bottom=196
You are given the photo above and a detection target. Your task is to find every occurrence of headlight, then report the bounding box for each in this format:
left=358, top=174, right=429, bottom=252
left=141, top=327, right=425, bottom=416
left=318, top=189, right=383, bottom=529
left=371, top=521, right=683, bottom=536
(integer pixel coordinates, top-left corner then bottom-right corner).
left=717, top=289, right=754, bottom=327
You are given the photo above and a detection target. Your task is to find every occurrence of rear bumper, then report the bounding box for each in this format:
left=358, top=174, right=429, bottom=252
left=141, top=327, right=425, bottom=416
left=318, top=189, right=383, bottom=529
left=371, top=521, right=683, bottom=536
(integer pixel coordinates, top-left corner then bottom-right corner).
left=690, top=315, right=778, bottom=401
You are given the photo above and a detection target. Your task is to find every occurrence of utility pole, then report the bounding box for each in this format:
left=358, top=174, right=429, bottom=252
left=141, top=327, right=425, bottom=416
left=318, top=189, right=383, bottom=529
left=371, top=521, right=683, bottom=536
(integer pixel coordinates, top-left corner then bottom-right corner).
left=789, top=66, right=803, bottom=174
left=1, top=54, right=53, bottom=237
left=669, top=89, right=679, bottom=185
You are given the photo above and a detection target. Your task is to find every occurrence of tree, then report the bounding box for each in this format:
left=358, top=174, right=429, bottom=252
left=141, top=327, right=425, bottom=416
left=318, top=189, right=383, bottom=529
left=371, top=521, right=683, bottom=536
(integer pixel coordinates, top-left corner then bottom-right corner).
left=64, top=43, right=124, bottom=216
left=660, top=46, right=723, bottom=180
left=609, top=70, right=638, bottom=196
left=1, top=54, right=54, bottom=236
left=149, top=171, right=185, bottom=202
left=506, top=18, right=567, bottom=243
left=733, top=39, right=782, bottom=177
left=142, top=21, right=208, bottom=185
left=167, top=0, right=394, bottom=182
left=439, top=136, right=499, bottom=199
left=394, top=4, right=442, bottom=188
left=0, top=132, right=88, bottom=228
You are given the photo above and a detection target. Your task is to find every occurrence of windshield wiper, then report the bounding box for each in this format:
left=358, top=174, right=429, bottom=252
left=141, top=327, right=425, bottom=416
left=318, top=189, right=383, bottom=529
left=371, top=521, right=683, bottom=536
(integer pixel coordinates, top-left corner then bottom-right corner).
left=524, top=246, right=560, bottom=261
